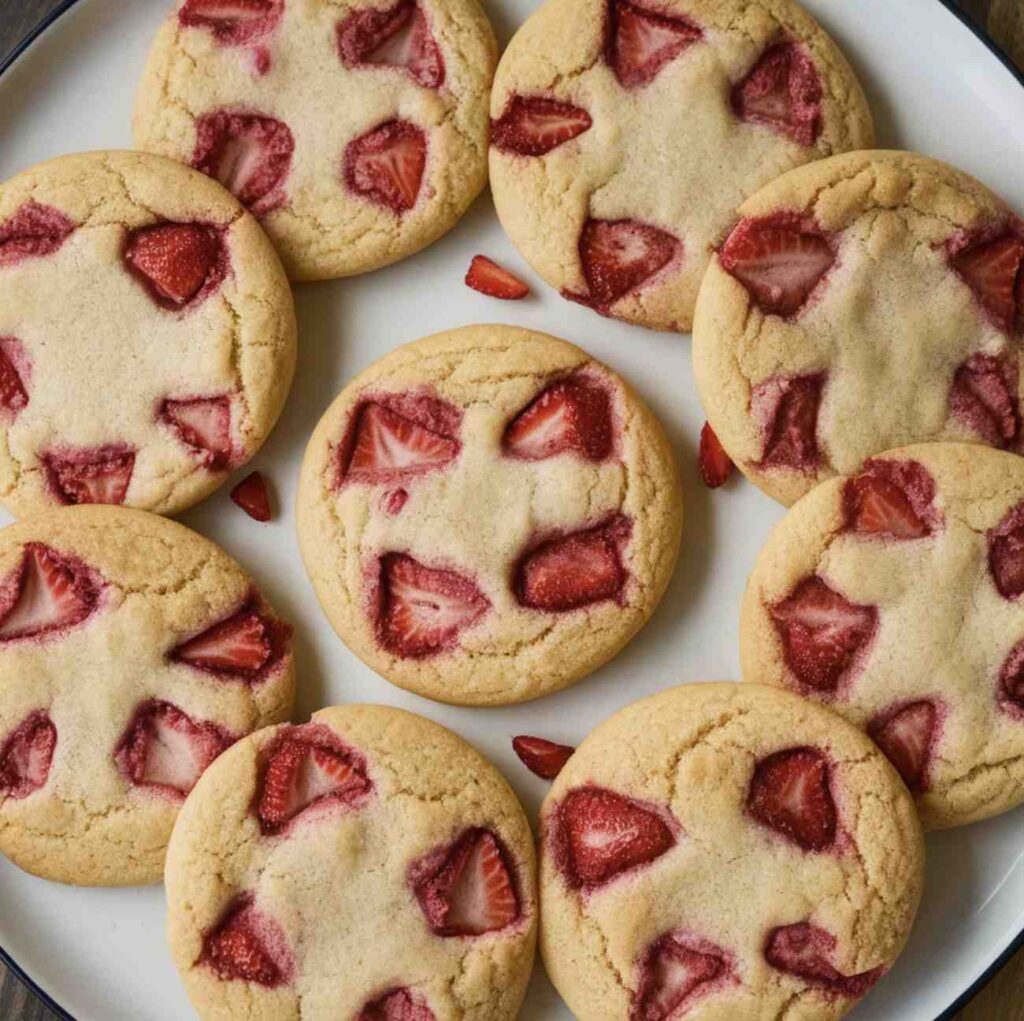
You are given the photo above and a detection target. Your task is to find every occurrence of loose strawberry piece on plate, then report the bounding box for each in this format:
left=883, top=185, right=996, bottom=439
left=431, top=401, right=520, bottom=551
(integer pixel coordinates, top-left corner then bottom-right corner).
left=231, top=471, right=271, bottom=521
left=999, top=639, right=1024, bottom=715
left=0, top=711, right=56, bottom=800
left=949, top=231, right=1024, bottom=334
left=751, top=373, right=824, bottom=471
left=464, top=255, right=529, bottom=299
left=949, top=353, right=1020, bottom=448
left=843, top=459, right=937, bottom=540
left=161, top=395, right=234, bottom=468
left=345, top=120, right=427, bottom=214
left=490, top=96, right=593, bottom=156
left=201, top=898, right=293, bottom=986
left=769, top=576, right=876, bottom=693
left=633, top=933, right=727, bottom=1021
left=553, top=785, right=675, bottom=889
left=731, top=42, right=823, bottom=147
left=358, top=988, right=436, bottom=1021
left=43, top=447, right=135, bottom=506
left=606, top=0, right=701, bottom=89
left=343, top=400, right=459, bottom=482
left=377, top=554, right=489, bottom=658
left=179, top=0, right=283, bottom=45
left=0, top=201, right=75, bottom=266
left=171, top=601, right=288, bottom=680
left=337, top=0, right=444, bottom=88
left=503, top=376, right=613, bottom=462
left=512, top=735, right=574, bottom=779
left=576, top=219, right=678, bottom=309
left=747, top=746, right=836, bottom=851
left=0, top=339, right=28, bottom=418
left=868, top=701, right=939, bottom=793
left=989, top=502, right=1024, bottom=599
left=124, top=223, right=224, bottom=308
left=698, top=421, right=733, bottom=488
left=764, top=922, right=883, bottom=998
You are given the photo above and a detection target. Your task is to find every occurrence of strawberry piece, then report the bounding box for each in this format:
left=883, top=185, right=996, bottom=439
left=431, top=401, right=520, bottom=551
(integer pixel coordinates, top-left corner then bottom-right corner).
left=464, top=255, right=529, bottom=299
left=764, top=922, right=883, bottom=998
left=161, top=395, right=234, bottom=468
left=633, top=933, right=728, bottom=1021
left=751, top=373, right=824, bottom=470
left=516, top=516, right=630, bottom=612
left=171, top=600, right=290, bottom=680
left=193, top=111, right=294, bottom=216
left=344, top=120, right=427, bottom=214
left=0, top=201, right=75, bottom=266
left=868, top=701, right=939, bottom=793
left=949, top=230, right=1024, bottom=334
left=0, top=338, right=29, bottom=419
left=411, top=828, right=520, bottom=936
left=377, top=554, right=489, bottom=658
left=769, top=576, right=876, bottom=693
left=989, top=503, right=1024, bottom=599
left=490, top=96, right=593, bottom=156
left=43, top=447, right=135, bottom=506
left=115, top=700, right=232, bottom=798
left=552, top=785, right=675, bottom=889
left=201, top=898, right=293, bottom=986
left=231, top=471, right=271, bottom=521
left=842, top=459, right=938, bottom=540
left=512, top=735, right=574, bottom=779
left=575, top=219, right=679, bottom=309
left=0, top=543, right=98, bottom=642
left=124, top=223, right=225, bottom=308
left=698, top=421, right=733, bottom=488
left=731, top=42, right=823, bottom=147
left=949, top=353, right=1020, bottom=448
left=606, top=0, right=701, bottom=89
left=747, top=747, right=836, bottom=851
left=382, top=488, right=409, bottom=515
left=0, top=711, right=56, bottom=800
left=999, top=639, right=1024, bottom=716
left=358, top=988, right=436, bottom=1021
left=337, top=0, right=444, bottom=89
left=503, top=376, right=613, bottom=462
left=179, top=0, right=283, bottom=45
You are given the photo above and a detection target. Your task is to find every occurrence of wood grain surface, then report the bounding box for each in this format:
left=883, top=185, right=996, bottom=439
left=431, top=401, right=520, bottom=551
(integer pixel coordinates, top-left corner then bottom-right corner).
left=1, top=0, right=1023, bottom=1018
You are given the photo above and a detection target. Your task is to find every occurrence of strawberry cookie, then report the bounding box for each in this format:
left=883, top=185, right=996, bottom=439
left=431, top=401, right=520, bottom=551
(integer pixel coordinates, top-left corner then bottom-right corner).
left=165, top=704, right=536, bottom=1019
left=295, top=325, right=682, bottom=705
left=488, top=0, right=872, bottom=332
left=694, top=150, right=1024, bottom=505
left=741, top=443, right=1024, bottom=829
left=0, top=506, right=294, bottom=885
left=540, top=682, right=923, bottom=1020
left=0, top=151, right=296, bottom=518
left=134, top=0, right=497, bottom=280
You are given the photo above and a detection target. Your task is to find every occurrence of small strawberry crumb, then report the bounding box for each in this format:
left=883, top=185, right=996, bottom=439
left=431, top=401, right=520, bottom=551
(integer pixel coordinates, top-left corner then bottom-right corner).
left=698, top=422, right=734, bottom=488
left=465, top=255, right=529, bottom=300
left=512, top=735, right=574, bottom=779
left=231, top=471, right=271, bottom=521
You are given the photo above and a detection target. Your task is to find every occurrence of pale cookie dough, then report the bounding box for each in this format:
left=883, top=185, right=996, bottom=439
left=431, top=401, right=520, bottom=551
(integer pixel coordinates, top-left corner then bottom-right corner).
left=134, top=0, right=497, bottom=280
left=540, top=682, right=924, bottom=1021
left=489, top=0, right=873, bottom=332
left=165, top=704, right=537, bottom=1020
left=741, top=443, right=1024, bottom=830
left=295, top=324, right=683, bottom=706
left=0, top=506, right=294, bottom=886
left=0, top=150, right=296, bottom=518
left=694, top=150, right=1024, bottom=506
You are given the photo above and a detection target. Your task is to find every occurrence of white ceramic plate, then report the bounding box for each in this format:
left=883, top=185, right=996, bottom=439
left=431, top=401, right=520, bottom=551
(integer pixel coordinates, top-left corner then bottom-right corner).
left=1, top=0, right=1023, bottom=1018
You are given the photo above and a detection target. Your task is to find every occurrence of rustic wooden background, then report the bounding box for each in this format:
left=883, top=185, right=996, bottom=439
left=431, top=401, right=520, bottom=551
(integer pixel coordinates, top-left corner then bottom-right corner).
left=1, top=0, right=1023, bottom=1017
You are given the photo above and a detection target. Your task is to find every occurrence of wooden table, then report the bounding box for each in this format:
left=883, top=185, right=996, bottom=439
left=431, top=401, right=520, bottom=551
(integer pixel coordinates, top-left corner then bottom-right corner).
left=1, top=0, right=1023, bottom=1017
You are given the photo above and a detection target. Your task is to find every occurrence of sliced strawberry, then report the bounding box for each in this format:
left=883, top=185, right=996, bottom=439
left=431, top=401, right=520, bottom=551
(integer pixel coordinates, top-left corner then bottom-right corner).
left=512, top=735, right=574, bottom=780
left=990, top=503, right=1024, bottom=599
left=490, top=96, right=592, bottom=156
left=503, top=376, right=613, bottom=462
left=999, top=639, right=1024, bottom=716
left=377, top=554, right=488, bottom=658
left=769, top=576, right=876, bottom=693
left=948, top=353, right=1020, bottom=448
left=411, top=828, right=520, bottom=936
left=464, top=255, right=529, bottom=300
left=161, top=395, right=233, bottom=468
left=0, top=339, right=28, bottom=419
left=382, top=488, right=409, bottom=515
left=606, top=0, right=701, bottom=89
left=43, top=447, right=135, bottom=506
left=193, top=111, right=294, bottom=215
left=358, top=988, right=436, bottom=1021
left=179, top=0, right=283, bottom=45
left=337, top=0, right=444, bottom=89
left=0, top=201, right=75, bottom=266
left=575, top=218, right=679, bottom=309
left=633, top=933, right=727, bottom=1021
left=345, top=120, right=427, bottom=214
left=843, top=459, right=938, bottom=540
left=230, top=471, right=271, bottom=521
left=949, top=230, right=1024, bottom=334
left=201, top=898, right=293, bottom=986
left=747, top=747, right=836, bottom=851
left=553, top=785, right=675, bottom=889
left=0, top=711, right=56, bottom=800
left=868, top=701, right=939, bottom=793
left=171, top=600, right=290, bottom=680
left=731, top=42, right=823, bottom=147
left=764, top=922, right=883, bottom=998
left=124, top=223, right=225, bottom=308
left=751, top=373, right=824, bottom=470
left=698, top=421, right=733, bottom=488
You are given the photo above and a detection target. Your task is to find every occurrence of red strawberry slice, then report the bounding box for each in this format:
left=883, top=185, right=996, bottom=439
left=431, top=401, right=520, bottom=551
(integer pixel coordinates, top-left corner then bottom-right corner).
left=769, top=576, right=876, bottom=693
left=949, top=231, right=1024, bottom=334
left=193, top=111, right=294, bottom=216
left=0, top=201, right=75, bottom=266
left=411, top=828, right=520, bottom=936
left=751, top=373, right=824, bottom=470
left=343, top=401, right=459, bottom=481
left=377, top=554, right=489, bottom=658
left=382, top=488, right=409, bottom=515
left=868, top=701, right=939, bottom=793
left=358, top=988, right=436, bottom=1021
left=179, top=0, right=283, bottom=45
left=699, top=421, right=733, bottom=488
left=575, top=219, right=679, bottom=309
left=0, top=339, right=29, bottom=418
left=633, top=933, right=727, bottom=1021
left=337, top=0, right=444, bottom=88
left=764, top=922, right=883, bottom=998
left=345, top=120, right=427, bottom=214
left=553, top=785, right=675, bottom=888
left=843, top=459, right=937, bottom=540
left=516, top=516, right=630, bottom=612
left=606, top=0, right=702, bottom=89
left=949, top=353, right=1020, bottom=448
left=115, top=700, right=231, bottom=797
left=512, top=735, right=574, bottom=779
left=230, top=471, right=271, bottom=521
left=43, top=447, right=135, bottom=506
left=0, top=711, right=56, bottom=800
left=124, top=223, right=225, bottom=308
left=990, top=503, right=1024, bottom=599
left=465, top=255, right=529, bottom=299
left=503, top=376, right=613, bottom=462
left=731, top=42, right=823, bottom=147
left=161, top=395, right=233, bottom=468
left=747, top=746, right=836, bottom=851
left=999, top=639, right=1024, bottom=716
left=490, top=96, right=593, bottom=156
left=201, top=898, right=293, bottom=986
left=171, top=600, right=289, bottom=679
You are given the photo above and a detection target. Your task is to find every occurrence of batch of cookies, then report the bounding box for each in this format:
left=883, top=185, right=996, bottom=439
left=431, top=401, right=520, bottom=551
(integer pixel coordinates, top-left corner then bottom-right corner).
left=0, top=0, right=1021, bottom=1017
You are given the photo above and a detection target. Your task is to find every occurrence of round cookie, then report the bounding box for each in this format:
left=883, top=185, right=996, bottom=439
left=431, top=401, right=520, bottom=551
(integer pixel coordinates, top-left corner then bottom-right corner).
left=295, top=325, right=683, bottom=706
left=0, top=150, right=296, bottom=518
left=693, top=149, right=1024, bottom=506
left=165, top=704, right=537, bottom=1020
left=539, top=682, right=924, bottom=1021
left=134, top=0, right=497, bottom=280
left=0, top=506, right=294, bottom=886
left=488, top=0, right=873, bottom=332
left=740, top=442, right=1024, bottom=830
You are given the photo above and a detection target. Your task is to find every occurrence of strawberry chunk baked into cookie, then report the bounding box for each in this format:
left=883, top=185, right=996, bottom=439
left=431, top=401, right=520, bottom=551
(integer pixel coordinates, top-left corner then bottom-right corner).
left=296, top=325, right=682, bottom=705
left=694, top=150, right=1024, bottom=505
left=489, top=0, right=872, bottom=332
left=0, top=151, right=296, bottom=518
left=0, top=506, right=294, bottom=886
left=165, top=705, right=536, bottom=1020
left=134, top=0, right=496, bottom=280
left=741, top=443, right=1024, bottom=829
left=540, top=683, right=924, bottom=1021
